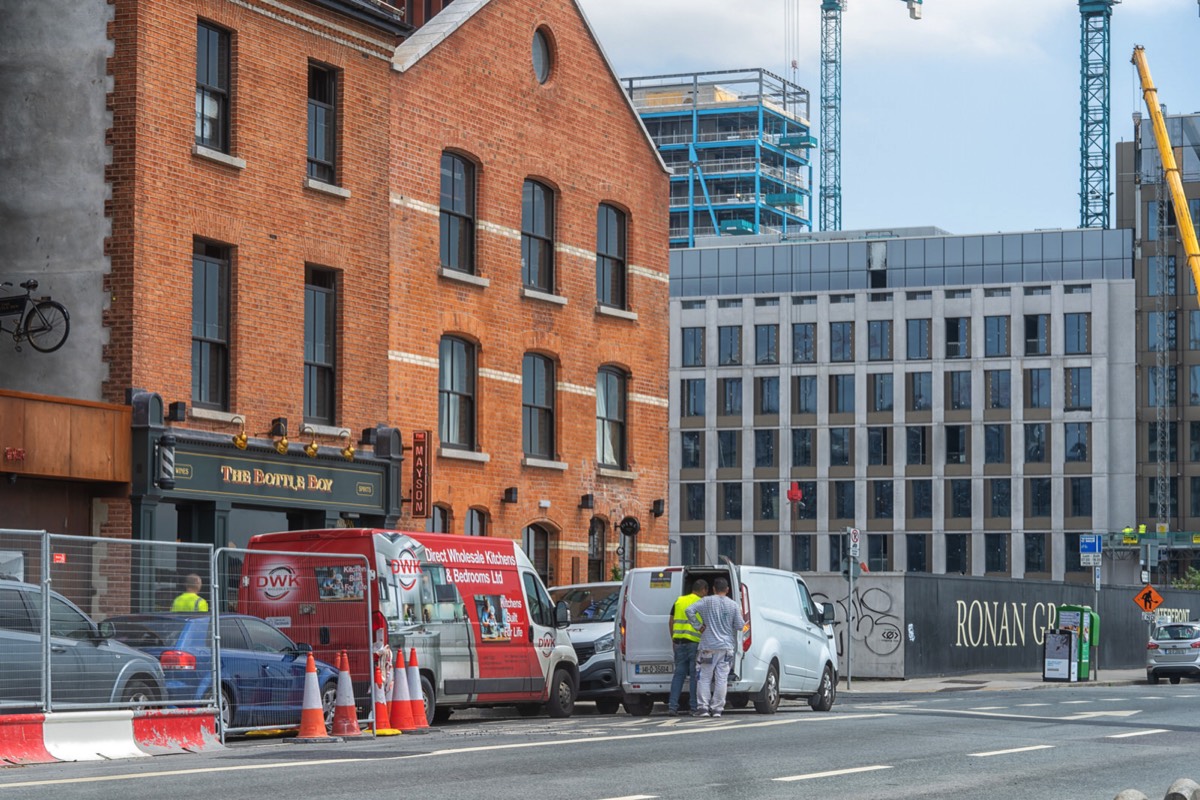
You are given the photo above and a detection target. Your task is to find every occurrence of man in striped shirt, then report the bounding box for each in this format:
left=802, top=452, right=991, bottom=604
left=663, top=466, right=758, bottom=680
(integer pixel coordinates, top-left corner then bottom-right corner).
left=685, top=577, right=744, bottom=717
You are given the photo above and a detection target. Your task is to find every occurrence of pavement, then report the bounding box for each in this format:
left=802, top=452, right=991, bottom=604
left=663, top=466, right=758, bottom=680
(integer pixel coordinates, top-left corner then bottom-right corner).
left=840, top=667, right=1147, bottom=694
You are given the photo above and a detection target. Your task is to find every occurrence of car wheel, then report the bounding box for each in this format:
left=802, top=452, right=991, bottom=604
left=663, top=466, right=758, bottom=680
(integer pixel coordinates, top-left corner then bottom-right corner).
left=1170, top=675, right=1182, bottom=685
left=753, top=663, right=781, bottom=714
left=420, top=674, right=436, bottom=726
left=1148, top=672, right=1160, bottom=685
left=321, top=680, right=338, bottom=727
left=219, top=687, right=235, bottom=730
left=121, top=678, right=158, bottom=707
left=546, top=669, right=575, bottom=718
left=622, top=694, right=654, bottom=716
left=809, top=664, right=836, bottom=712
left=594, top=698, right=621, bottom=715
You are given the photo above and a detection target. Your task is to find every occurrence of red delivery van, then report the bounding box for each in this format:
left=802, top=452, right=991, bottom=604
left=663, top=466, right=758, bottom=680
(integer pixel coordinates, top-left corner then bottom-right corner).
left=242, top=529, right=578, bottom=724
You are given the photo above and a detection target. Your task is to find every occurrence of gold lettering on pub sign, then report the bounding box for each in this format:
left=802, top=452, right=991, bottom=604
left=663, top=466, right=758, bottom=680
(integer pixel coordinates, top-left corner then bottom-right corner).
left=955, top=600, right=1057, bottom=648
left=220, top=465, right=334, bottom=493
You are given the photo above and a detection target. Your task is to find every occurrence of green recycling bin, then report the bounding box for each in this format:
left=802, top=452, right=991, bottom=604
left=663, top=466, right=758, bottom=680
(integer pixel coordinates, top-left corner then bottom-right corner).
left=1056, top=604, right=1099, bottom=681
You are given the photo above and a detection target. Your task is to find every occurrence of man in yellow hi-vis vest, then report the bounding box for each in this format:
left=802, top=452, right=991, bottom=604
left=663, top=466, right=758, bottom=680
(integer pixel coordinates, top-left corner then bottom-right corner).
left=171, top=574, right=209, bottom=612
left=667, top=578, right=708, bottom=716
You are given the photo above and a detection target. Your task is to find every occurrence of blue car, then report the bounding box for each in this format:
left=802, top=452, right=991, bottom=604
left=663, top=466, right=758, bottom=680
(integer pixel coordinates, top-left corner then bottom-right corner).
left=104, top=613, right=338, bottom=730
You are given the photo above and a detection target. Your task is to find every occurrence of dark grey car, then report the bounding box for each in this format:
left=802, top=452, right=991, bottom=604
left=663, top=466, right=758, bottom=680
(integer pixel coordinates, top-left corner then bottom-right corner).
left=0, top=579, right=166, bottom=709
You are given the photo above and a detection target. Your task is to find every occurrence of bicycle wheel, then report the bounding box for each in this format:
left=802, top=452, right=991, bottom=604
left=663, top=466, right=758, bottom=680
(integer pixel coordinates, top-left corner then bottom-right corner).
left=24, top=301, right=70, bottom=353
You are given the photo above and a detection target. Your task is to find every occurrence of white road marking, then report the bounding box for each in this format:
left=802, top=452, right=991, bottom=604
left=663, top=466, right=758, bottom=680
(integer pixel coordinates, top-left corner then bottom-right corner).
left=596, top=796, right=658, bottom=800
left=0, top=714, right=895, bottom=790
left=900, top=707, right=1141, bottom=724
left=969, top=745, right=1055, bottom=757
left=1016, top=703, right=1050, bottom=707
left=1060, top=700, right=1092, bottom=704
left=1064, top=710, right=1141, bottom=721
left=774, top=765, right=893, bottom=782
left=1107, top=729, right=1170, bottom=739
left=1101, top=698, right=1128, bottom=702
left=970, top=706, right=1007, bottom=711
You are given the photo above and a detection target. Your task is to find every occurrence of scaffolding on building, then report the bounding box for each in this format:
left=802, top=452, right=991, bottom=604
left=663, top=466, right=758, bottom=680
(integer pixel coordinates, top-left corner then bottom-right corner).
left=622, top=69, right=814, bottom=248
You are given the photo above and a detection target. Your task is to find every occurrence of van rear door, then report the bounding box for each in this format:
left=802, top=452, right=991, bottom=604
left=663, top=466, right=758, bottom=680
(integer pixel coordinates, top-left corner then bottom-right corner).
left=727, top=566, right=746, bottom=679
left=619, top=568, right=682, bottom=687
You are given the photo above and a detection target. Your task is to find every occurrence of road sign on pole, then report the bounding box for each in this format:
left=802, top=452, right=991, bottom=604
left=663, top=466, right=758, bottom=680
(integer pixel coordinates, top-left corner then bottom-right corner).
left=1133, top=584, right=1164, bottom=613
left=848, top=527, right=861, bottom=559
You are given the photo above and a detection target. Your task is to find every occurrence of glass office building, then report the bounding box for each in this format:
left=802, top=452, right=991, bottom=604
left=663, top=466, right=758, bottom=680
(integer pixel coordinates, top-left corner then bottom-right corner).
left=668, top=227, right=1140, bottom=583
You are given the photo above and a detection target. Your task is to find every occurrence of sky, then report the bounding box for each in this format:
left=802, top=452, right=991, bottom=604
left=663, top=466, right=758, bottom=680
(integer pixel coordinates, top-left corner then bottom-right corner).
left=577, top=0, right=1200, bottom=236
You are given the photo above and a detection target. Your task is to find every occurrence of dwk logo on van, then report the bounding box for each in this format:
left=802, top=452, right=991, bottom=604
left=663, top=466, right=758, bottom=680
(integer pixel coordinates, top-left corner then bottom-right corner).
left=537, top=633, right=555, bottom=657
left=252, top=565, right=299, bottom=600
left=389, top=547, right=422, bottom=590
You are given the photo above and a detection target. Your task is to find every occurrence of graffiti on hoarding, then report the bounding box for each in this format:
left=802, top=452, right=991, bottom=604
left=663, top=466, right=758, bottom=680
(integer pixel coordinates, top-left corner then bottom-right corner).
left=813, top=584, right=902, bottom=658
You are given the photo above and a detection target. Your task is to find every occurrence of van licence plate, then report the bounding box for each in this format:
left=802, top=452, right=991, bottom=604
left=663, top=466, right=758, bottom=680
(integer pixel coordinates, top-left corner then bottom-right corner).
left=636, top=663, right=673, bottom=675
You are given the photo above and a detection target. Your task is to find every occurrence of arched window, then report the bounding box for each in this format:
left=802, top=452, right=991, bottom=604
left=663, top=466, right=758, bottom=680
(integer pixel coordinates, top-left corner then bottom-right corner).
left=426, top=505, right=451, bottom=533
left=522, top=353, right=555, bottom=459
left=521, top=180, right=555, bottom=291
left=596, top=367, right=627, bottom=469
left=439, top=152, right=475, bottom=273
left=465, top=508, right=488, bottom=536
left=587, top=517, right=606, bottom=582
left=439, top=336, right=475, bottom=449
left=523, top=524, right=555, bottom=584
left=596, top=204, right=627, bottom=308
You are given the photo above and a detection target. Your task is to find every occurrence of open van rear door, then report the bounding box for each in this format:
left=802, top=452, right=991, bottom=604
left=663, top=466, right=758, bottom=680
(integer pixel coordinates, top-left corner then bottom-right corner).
left=718, top=558, right=746, bottom=680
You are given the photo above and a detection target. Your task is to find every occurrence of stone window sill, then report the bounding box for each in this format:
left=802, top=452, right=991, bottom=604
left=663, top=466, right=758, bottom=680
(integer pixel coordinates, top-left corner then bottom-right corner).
left=305, top=177, right=351, bottom=198
left=193, top=145, right=246, bottom=170
left=439, top=447, right=490, bottom=463
left=440, top=267, right=490, bottom=288
left=596, top=305, right=637, bottom=322
left=521, top=287, right=567, bottom=306
left=522, top=457, right=568, bottom=471
left=598, top=466, right=636, bottom=481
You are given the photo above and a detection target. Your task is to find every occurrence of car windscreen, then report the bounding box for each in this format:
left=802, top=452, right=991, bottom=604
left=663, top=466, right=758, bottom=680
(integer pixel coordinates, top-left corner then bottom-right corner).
left=107, top=616, right=191, bottom=648
left=549, top=586, right=620, bottom=623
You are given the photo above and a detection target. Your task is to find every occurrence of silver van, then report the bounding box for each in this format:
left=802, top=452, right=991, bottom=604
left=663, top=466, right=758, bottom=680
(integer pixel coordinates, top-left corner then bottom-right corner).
left=614, top=563, right=837, bottom=715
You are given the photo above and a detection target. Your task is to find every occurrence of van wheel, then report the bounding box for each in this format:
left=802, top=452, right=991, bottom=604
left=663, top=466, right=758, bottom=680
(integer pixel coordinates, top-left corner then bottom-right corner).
left=809, top=664, right=836, bottom=712
left=516, top=703, right=542, bottom=717
left=728, top=695, right=749, bottom=709
left=753, top=663, right=780, bottom=714
left=420, top=675, right=436, bottom=726
left=622, top=694, right=654, bottom=716
left=433, top=706, right=453, bottom=724
left=546, top=669, right=575, bottom=718
left=594, top=698, right=621, bottom=715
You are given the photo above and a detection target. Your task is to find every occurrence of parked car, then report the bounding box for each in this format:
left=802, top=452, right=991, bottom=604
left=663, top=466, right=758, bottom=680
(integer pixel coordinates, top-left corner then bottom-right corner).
left=550, top=581, right=622, bottom=713
left=104, top=612, right=338, bottom=729
left=1146, top=621, right=1200, bottom=684
left=0, top=579, right=166, bottom=709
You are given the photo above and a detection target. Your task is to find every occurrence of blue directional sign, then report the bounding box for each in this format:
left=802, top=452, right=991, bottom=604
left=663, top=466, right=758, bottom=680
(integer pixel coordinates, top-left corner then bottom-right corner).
left=1080, top=534, right=1102, bottom=554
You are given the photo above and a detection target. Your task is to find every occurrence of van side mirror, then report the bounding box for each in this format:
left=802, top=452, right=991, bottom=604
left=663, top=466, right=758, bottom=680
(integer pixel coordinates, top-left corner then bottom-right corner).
left=820, top=603, right=836, bottom=624
left=555, top=600, right=570, bottom=628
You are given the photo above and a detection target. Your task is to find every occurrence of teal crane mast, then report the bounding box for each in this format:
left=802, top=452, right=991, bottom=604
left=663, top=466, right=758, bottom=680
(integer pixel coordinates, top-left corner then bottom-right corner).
left=818, top=1, right=922, bottom=232
left=1078, top=0, right=1119, bottom=229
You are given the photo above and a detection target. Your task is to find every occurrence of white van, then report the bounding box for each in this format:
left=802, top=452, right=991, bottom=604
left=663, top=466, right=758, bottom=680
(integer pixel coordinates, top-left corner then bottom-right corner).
left=615, top=562, right=837, bottom=715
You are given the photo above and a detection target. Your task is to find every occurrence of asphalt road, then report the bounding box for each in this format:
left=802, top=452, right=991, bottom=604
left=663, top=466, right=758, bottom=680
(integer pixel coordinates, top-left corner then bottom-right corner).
left=2, top=683, right=1198, bottom=800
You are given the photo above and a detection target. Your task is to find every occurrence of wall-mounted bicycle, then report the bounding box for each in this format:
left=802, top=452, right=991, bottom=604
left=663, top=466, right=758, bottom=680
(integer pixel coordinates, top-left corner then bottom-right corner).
left=0, top=280, right=70, bottom=353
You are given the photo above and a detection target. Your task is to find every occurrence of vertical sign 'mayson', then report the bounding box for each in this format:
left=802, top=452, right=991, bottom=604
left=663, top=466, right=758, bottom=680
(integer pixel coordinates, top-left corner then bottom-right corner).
left=411, top=430, right=431, bottom=518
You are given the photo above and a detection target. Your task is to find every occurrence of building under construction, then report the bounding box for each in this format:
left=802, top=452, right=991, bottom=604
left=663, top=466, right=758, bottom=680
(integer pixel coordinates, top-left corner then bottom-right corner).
left=623, top=69, right=814, bottom=248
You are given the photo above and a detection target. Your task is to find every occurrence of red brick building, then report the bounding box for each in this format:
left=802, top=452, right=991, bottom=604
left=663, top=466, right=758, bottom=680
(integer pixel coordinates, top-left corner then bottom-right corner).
left=3, top=0, right=669, bottom=588
left=387, top=0, right=671, bottom=584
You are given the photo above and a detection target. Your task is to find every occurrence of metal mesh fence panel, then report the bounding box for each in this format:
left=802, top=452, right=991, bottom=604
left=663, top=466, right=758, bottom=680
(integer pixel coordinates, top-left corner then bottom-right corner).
left=0, top=530, right=213, bottom=712
left=215, top=547, right=373, bottom=737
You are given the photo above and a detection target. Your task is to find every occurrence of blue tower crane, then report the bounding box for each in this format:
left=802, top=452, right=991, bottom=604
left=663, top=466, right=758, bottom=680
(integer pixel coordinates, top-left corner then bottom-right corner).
left=1078, top=0, right=1119, bottom=229
left=819, top=0, right=922, bottom=232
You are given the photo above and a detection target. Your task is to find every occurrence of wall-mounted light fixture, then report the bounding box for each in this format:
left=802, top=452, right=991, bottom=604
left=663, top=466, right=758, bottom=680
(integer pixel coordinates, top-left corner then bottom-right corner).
left=339, top=430, right=355, bottom=462
left=579, top=493, right=594, bottom=510
left=167, top=401, right=187, bottom=422
left=231, top=416, right=248, bottom=450
left=269, top=417, right=288, bottom=455
left=651, top=499, right=665, bottom=518
left=359, top=427, right=378, bottom=447
left=502, top=487, right=518, bottom=503
left=301, top=425, right=320, bottom=458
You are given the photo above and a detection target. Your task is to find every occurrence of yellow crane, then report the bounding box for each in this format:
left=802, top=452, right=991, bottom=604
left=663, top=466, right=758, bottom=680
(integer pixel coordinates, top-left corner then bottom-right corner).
left=1132, top=45, right=1200, bottom=307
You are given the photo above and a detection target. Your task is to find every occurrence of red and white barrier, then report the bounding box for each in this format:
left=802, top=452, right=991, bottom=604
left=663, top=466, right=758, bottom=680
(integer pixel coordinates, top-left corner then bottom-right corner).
left=1, top=708, right=220, bottom=766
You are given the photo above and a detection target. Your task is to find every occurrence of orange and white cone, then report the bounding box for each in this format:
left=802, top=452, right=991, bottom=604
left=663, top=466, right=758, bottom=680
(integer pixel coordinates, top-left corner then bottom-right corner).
left=406, top=648, right=430, bottom=729
left=293, top=652, right=339, bottom=742
left=388, top=659, right=417, bottom=731
left=331, top=650, right=363, bottom=737
left=373, top=666, right=401, bottom=735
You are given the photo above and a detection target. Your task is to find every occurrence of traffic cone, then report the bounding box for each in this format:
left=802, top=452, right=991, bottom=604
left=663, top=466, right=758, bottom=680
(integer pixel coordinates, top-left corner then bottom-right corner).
left=331, top=650, right=363, bottom=737
left=406, top=648, right=430, bottom=730
left=388, top=659, right=418, bottom=731
left=372, top=666, right=401, bottom=736
left=292, top=653, right=339, bottom=743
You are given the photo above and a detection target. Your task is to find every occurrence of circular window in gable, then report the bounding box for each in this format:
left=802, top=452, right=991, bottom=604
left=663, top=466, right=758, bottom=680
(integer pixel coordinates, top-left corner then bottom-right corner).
left=532, top=28, right=553, bottom=84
